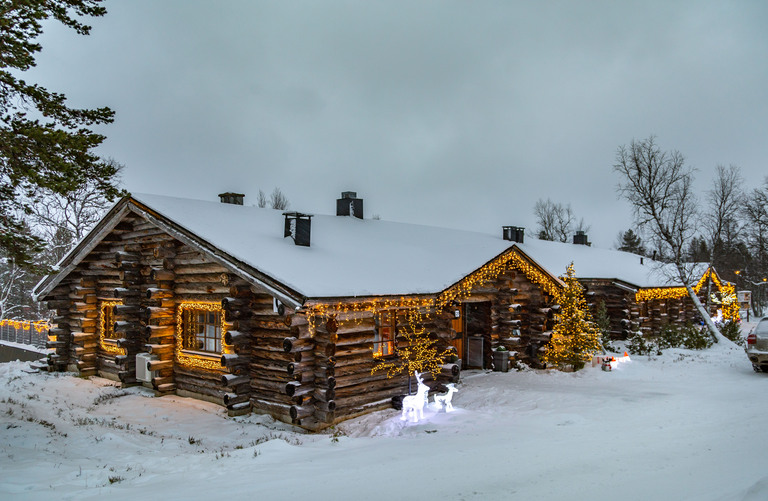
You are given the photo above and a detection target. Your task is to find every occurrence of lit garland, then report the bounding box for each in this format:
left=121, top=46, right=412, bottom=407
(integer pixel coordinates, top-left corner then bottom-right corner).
left=540, top=264, right=601, bottom=370
left=436, top=248, right=563, bottom=306
left=174, top=302, right=229, bottom=371
left=0, top=318, right=50, bottom=333
left=635, top=268, right=722, bottom=302
left=99, top=300, right=124, bottom=356
left=305, top=248, right=564, bottom=380
left=307, top=247, right=563, bottom=329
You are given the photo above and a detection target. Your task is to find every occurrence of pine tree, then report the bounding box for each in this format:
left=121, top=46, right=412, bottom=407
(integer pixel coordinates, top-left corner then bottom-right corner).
left=594, top=299, right=612, bottom=352
left=1, top=1, right=122, bottom=270
left=541, top=263, right=602, bottom=370
left=617, top=229, right=646, bottom=255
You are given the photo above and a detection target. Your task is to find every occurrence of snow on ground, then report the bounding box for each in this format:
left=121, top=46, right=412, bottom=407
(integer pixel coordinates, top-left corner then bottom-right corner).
left=2, top=333, right=767, bottom=501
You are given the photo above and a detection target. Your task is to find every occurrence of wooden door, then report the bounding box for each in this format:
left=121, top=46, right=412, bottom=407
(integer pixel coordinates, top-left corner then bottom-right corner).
left=450, top=305, right=465, bottom=361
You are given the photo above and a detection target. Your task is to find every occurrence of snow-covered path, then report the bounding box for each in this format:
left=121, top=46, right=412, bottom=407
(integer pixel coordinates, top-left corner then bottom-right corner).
left=1, top=340, right=766, bottom=500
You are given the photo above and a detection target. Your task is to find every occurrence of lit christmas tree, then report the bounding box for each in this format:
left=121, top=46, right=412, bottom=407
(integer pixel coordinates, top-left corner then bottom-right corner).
left=719, top=282, right=741, bottom=323
left=541, top=263, right=602, bottom=370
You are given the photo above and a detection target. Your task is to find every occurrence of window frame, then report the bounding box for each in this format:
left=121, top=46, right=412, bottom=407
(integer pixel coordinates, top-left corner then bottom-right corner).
left=175, top=302, right=228, bottom=370
left=99, top=300, right=124, bottom=355
left=374, top=309, right=398, bottom=358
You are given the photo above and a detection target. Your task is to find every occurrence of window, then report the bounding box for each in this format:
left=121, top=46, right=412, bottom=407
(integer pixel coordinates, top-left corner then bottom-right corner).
left=181, top=307, right=222, bottom=354
left=374, top=310, right=397, bottom=357
left=175, top=302, right=228, bottom=371
left=99, top=300, right=123, bottom=355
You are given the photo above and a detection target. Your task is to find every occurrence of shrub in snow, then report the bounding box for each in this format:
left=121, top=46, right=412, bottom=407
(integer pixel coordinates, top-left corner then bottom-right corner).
left=719, top=320, right=743, bottom=346
left=627, top=322, right=714, bottom=356
left=594, top=299, right=614, bottom=352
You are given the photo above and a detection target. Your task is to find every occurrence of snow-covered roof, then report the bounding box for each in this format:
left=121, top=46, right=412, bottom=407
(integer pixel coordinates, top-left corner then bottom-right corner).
left=515, top=238, right=694, bottom=289
left=34, top=192, right=710, bottom=303
left=131, top=193, right=516, bottom=299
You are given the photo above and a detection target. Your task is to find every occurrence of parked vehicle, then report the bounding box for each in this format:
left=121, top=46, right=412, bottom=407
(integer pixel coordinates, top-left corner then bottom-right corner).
left=746, top=318, right=768, bottom=372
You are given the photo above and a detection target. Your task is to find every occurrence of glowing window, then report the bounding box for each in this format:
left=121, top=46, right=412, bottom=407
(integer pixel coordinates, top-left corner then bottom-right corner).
left=99, top=300, right=123, bottom=355
left=374, top=310, right=397, bottom=357
left=181, top=307, right=223, bottom=354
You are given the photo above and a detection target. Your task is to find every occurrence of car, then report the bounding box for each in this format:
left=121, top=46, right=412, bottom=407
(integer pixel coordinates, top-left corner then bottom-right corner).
left=746, top=318, right=768, bottom=372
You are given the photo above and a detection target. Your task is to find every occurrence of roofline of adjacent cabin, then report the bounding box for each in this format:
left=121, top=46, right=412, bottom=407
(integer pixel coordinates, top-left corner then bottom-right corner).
left=33, top=195, right=307, bottom=309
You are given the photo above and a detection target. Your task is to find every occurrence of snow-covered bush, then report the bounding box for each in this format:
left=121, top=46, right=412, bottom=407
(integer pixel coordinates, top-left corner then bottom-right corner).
left=719, top=320, right=743, bottom=346
left=627, top=323, right=713, bottom=355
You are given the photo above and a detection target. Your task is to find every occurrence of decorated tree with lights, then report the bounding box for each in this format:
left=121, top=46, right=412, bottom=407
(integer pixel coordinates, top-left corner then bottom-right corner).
left=715, top=281, right=742, bottom=344
left=541, top=263, right=601, bottom=370
left=719, top=282, right=740, bottom=323
left=372, top=309, right=452, bottom=393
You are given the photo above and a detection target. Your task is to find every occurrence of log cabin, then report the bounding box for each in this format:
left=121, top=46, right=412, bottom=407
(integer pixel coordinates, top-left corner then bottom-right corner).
left=32, top=192, right=725, bottom=430
left=514, top=234, right=726, bottom=339
left=32, top=192, right=567, bottom=430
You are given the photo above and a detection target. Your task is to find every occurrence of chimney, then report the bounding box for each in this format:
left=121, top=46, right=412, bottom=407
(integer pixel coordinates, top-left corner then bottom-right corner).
left=502, top=226, right=525, bottom=243
left=336, top=191, right=364, bottom=219
left=218, top=192, right=244, bottom=205
left=573, top=231, right=590, bottom=246
left=283, top=212, right=313, bottom=247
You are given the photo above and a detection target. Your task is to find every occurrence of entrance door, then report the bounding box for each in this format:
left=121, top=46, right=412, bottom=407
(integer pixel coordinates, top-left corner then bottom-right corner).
left=450, top=305, right=465, bottom=361
left=464, top=301, right=492, bottom=369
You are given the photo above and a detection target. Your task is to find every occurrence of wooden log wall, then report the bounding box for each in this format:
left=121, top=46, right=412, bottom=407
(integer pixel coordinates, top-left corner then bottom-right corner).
left=169, top=245, right=236, bottom=408
left=44, top=220, right=139, bottom=376
left=636, top=284, right=719, bottom=336
left=580, top=280, right=639, bottom=340
left=304, top=308, right=459, bottom=430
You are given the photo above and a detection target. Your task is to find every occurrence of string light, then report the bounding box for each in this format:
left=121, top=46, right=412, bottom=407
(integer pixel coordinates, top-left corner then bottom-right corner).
left=372, top=308, right=453, bottom=380
left=635, top=267, right=723, bottom=302
left=0, top=319, right=50, bottom=333
left=174, top=302, right=229, bottom=371
left=307, top=247, right=563, bottom=328
left=99, top=300, right=124, bottom=356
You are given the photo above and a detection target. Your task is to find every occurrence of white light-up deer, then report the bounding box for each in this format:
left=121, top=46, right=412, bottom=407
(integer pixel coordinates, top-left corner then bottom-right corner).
left=433, top=383, right=458, bottom=412
left=401, top=371, right=430, bottom=422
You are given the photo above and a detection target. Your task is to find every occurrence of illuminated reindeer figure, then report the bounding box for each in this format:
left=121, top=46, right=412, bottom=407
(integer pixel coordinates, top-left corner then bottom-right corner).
left=401, top=371, right=430, bottom=422
left=433, top=383, right=458, bottom=412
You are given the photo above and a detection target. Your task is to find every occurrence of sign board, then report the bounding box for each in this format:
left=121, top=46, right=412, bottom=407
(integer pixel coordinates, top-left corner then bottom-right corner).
left=738, top=290, right=752, bottom=320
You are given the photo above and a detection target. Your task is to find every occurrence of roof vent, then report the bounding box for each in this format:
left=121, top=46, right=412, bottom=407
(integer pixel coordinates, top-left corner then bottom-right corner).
left=218, top=192, right=244, bottom=205
left=573, top=231, right=590, bottom=246
left=283, top=212, right=313, bottom=247
left=502, top=226, right=525, bottom=243
left=337, top=191, right=364, bottom=219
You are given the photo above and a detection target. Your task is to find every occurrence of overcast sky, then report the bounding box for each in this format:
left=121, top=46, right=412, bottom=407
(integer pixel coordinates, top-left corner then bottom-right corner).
left=29, top=0, right=768, bottom=249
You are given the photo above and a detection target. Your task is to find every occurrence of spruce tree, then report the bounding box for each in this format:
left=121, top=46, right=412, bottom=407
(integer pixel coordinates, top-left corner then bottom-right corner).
left=595, top=299, right=612, bottom=352
left=1, top=1, right=122, bottom=270
left=617, top=229, right=645, bottom=255
left=541, top=263, right=602, bottom=370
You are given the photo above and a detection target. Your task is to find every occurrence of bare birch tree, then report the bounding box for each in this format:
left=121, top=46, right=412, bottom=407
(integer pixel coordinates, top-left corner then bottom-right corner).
left=256, top=189, right=268, bottom=208
left=705, top=164, right=743, bottom=270
left=743, top=178, right=768, bottom=315
left=269, top=187, right=290, bottom=210
left=534, top=198, right=583, bottom=242
left=613, top=136, right=723, bottom=343
left=28, top=160, right=123, bottom=266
